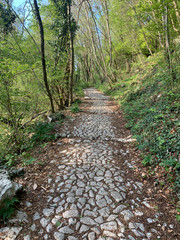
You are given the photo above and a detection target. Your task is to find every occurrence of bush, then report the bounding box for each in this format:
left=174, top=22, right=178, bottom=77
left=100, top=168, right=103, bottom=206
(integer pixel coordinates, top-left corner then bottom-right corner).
left=30, top=122, right=56, bottom=145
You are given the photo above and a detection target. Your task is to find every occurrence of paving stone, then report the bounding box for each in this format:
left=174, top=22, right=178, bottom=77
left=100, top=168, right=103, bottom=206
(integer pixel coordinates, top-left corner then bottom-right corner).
left=121, top=210, right=134, bottom=221
left=107, top=214, right=117, bottom=221
left=33, top=212, right=40, bottom=221
left=111, top=191, right=123, bottom=202
left=24, top=235, right=30, bottom=240
left=0, top=227, right=22, bottom=240
left=96, top=198, right=107, bottom=207
left=63, top=210, right=79, bottom=218
left=40, top=218, right=49, bottom=228
left=95, top=216, right=104, bottom=224
left=103, top=230, right=117, bottom=238
left=54, top=232, right=65, bottom=240
left=80, top=217, right=97, bottom=226
left=84, top=210, right=98, bottom=218
left=88, top=232, right=96, bottom=240
left=59, top=226, right=74, bottom=234
left=98, top=207, right=110, bottom=217
left=43, top=208, right=54, bottom=217
left=80, top=225, right=90, bottom=233
left=113, top=205, right=126, bottom=213
left=100, top=221, right=117, bottom=231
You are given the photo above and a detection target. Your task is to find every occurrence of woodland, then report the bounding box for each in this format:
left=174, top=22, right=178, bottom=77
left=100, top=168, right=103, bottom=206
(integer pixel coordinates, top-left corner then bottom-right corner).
left=0, top=0, right=179, bottom=213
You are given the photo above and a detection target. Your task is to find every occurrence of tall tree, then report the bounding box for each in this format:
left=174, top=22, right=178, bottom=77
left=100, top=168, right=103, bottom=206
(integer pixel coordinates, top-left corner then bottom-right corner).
left=33, top=0, right=55, bottom=113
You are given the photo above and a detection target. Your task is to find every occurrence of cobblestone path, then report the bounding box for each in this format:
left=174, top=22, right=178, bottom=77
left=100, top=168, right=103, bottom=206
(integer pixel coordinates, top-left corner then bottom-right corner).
left=0, top=88, right=179, bottom=240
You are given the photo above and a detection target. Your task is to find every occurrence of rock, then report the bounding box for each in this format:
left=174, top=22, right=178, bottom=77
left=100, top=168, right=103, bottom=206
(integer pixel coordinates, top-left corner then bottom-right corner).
left=9, top=168, right=25, bottom=179
left=88, top=232, right=96, bottom=240
left=54, top=232, right=65, bottom=240
left=59, top=226, right=74, bottom=234
left=0, top=170, right=22, bottom=208
left=111, top=191, right=123, bottom=202
left=43, top=208, right=54, bottom=217
left=121, top=210, right=134, bottom=221
left=40, top=218, right=49, bottom=228
left=63, top=210, right=79, bottom=218
left=33, top=212, right=40, bottom=220
left=0, top=227, right=22, bottom=240
left=79, top=225, right=90, bottom=233
left=107, top=214, right=117, bottom=221
left=98, top=207, right=110, bottom=217
left=24, top=235, right=30, bottom=240
left=80, top=217, right=97, bottom=226
left=103, top=230, right=117, bottom=238
left=96, top=198, right=107, bottom=207
left=9, top=211, right=28, bottom=223
left=100, top=221, right=117, bottom=231
left=113, top=205, right=126, bottom=213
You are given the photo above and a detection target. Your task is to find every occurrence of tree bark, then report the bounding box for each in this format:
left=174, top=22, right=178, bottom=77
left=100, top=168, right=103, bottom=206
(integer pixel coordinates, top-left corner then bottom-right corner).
left=33, top=0, right=55, bottom=113
left=68, top=1, right=74, bottom=106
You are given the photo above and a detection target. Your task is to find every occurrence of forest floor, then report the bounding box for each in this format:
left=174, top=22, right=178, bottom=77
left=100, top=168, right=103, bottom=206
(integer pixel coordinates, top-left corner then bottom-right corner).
left=0, top=88, right=179, bottom=240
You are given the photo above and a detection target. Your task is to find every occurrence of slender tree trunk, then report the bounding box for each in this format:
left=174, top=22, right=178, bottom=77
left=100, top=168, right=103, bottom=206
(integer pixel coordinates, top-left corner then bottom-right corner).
left=163, top=1, right=176, bottom=81
left=100, top=0, right=112, bottom=67
left=33, top=0, right=55, bottom=113
left=132, top=6, right=153, bottom=55
left=148, top=0, right=164, bottom=48
left=84, top=2, right=112, bottom=88
left=173, top=1, right=180, bottom=26
left=163, top=2, right=171, bottom=70
left=68, top=1, right=74, bottom=106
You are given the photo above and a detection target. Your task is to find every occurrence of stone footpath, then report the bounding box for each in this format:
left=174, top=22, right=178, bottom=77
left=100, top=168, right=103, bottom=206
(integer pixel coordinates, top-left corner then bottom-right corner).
left=0, top=88, right=179, bottom=240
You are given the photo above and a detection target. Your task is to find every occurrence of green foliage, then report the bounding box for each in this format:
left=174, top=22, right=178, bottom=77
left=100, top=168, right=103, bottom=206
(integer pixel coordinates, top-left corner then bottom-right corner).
left=30, top=122, right=56, bottom=145
left=101, top=53, right=180, bottom=196
left=5, top=153, right=18, bottom=167
left=70, top=103, right=80, bottom=113
left=0, top=197, right=19, bottom=220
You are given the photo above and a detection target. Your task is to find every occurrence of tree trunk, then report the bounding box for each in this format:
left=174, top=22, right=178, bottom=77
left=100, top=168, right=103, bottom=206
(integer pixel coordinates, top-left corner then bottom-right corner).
left=173, top=1, right=180, bottom=26
left=84, top=2, right=112, bottom=88
left=33, top=0, right=55, bottom=113
left=68, top=1, right=74, bottom=106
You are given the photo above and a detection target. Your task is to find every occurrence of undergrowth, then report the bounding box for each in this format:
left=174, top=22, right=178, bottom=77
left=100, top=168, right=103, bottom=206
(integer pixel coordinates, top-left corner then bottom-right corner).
left=97, top=52, right=180, bottom=199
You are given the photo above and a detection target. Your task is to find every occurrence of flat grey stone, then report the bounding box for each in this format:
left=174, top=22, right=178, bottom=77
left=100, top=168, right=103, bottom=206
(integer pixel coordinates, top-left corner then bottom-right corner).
left=111, top=191, right=123, bottom=202
left=30, top=224, right=36, bottom=231
left=46, top=223, right=53, bottom=232
left=84, top=210, right=98, bottom=218
left=96, top=198, right=107, bottom=207
left=103, top=230, right=117, bottom=238
left=59, top=226, right=74, bottom=234
left=107, top=214, right=117, bottom=221
left=54, top=232, right=65, bottom=240
left=33, top=212, right=40, bottom=220
left=63, top=210, right=79, bottom=218
left=40, top=218, right=49, bottom=228
left=69, top=218, right=77, bottom=225
left=9, top=211, right=28, bottom=223
left=98, top=207, right=110, bottom=217
left=113, top=205, right=126, bottom=213
left=0, top=227, right=22, bottom=240
left=68, top=237, right=78, bottom=240
left=80, top=225, right=90, bottom=233
left=43, top=208, right=54, bottom=217
left=100, top=221, right=117, bottom=231
left=24, top=235, right=30, bottom=240
left=80, top=217, right=97, bottom=226
left=56, top=206, right=63, bottom=214
left=95, top=216, right=104, bottom=224
left=88, top=232, right=96, bottom=240
left=121, top=210, right=134, bottom=221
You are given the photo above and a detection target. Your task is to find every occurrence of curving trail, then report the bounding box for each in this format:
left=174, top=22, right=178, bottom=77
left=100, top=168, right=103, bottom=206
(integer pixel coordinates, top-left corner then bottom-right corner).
left=0, top=88, right=179, bottom=240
